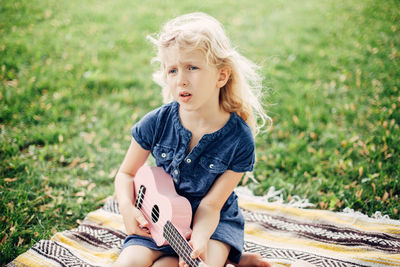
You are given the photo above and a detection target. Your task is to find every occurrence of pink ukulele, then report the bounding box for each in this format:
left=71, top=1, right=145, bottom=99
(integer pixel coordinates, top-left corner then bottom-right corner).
left=133, top=165, right=208, bottom=267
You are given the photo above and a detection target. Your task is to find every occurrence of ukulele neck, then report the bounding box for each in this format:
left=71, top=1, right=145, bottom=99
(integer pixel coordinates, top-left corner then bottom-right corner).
left=163, top=221, right=201, bottom=267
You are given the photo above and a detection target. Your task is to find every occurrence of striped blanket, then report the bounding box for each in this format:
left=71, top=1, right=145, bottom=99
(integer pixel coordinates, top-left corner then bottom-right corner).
left=7, top=188, right=400, bottom=267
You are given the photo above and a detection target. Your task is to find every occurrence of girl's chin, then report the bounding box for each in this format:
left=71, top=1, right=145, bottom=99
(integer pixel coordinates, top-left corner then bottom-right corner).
left=178, top=101, right=198, bottom=112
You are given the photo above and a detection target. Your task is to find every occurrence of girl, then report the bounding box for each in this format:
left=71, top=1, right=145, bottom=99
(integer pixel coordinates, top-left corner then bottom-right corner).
left=113, top=12, right=272, bottom=267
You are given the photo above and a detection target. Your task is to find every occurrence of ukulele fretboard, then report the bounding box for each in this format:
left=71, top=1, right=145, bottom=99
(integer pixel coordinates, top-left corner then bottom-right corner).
left=163, top=221, right=201, bottom=267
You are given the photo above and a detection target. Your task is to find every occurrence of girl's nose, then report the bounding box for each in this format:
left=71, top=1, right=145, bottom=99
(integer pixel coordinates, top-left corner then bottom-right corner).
left=177, top=72, right=189, bottom=87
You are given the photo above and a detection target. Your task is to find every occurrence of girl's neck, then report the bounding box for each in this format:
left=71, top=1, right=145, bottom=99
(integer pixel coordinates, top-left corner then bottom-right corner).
left=179, top=104, right=230, bottom=135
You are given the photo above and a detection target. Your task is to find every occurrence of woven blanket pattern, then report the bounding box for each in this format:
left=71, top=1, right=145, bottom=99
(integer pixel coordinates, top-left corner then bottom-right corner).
left=7, top=191, right=400, bottom=267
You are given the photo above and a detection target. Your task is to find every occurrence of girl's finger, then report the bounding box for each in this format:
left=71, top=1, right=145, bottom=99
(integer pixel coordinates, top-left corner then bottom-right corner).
left=178, top=257, right=185, bottom=267
left=191, top=249, right=200, bottom=259
left=136, top=226, right=152, bottom=237
left=136, top=214, right=148, bottom=227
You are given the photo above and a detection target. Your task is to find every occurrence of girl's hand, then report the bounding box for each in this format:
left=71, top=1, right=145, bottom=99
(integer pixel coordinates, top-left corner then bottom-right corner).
left=119, top=202, right=151, bottom=237
left=179, top=236, right=208, bottom=267
left=189, top=237, right=207, bottom=261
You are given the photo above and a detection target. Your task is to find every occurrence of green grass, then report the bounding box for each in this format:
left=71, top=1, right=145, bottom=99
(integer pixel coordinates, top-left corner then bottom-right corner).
left=1, top=0, right=399, bottom=264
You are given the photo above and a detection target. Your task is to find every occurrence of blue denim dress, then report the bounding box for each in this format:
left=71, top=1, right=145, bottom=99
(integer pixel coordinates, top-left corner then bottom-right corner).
left=122, top=101, right=255, bottom=263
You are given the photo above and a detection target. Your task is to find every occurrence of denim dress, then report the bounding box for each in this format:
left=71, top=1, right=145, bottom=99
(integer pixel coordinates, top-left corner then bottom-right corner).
left=122, top=101, right=255, bottom=263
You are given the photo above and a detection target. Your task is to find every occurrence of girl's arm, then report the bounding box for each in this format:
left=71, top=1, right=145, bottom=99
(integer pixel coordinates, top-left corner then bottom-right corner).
left=189, top=170, right=243, bottom=259
left=114, top=137, right=151, bottom=237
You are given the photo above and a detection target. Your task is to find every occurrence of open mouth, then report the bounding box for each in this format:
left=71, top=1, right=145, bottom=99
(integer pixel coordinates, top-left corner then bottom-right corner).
left=179, top=91, right=192, bottom=103
left=179, top=92, right=191, bottom=97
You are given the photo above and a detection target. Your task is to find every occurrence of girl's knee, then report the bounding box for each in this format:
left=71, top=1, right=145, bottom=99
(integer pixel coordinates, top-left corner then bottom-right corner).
left=152, top=256, right=179, bottom=267
left=114, top=245, right=162, bottom=267
left=203, top=239, right=231, bottom=267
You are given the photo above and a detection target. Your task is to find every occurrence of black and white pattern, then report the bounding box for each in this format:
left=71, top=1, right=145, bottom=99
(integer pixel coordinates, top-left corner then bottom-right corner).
left=242, top=209, right=400, bottom=253
left=244, top=240, right=367, bottom=267
left=31, top=240, right=96, bottom=267
left=68, top=223, right=125, bottom=250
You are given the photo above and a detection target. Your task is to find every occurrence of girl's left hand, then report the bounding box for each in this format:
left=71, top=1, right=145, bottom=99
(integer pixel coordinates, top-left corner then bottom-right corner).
left=190, top=236, right=207, bottom=260
left=178, top=237, right=208, bottom=267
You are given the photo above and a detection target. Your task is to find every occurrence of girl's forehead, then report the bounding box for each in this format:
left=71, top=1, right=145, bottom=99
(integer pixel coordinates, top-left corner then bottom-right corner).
left=162, top=46, right=206, bottom=66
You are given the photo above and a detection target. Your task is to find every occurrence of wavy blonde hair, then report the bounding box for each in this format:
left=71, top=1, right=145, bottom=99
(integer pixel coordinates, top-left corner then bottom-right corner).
left=148, top=12, right=271, bottom=135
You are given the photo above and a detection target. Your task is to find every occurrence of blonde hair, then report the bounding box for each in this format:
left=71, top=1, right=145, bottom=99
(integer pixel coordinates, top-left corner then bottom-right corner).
left=148, top=12, right=271, bottom=135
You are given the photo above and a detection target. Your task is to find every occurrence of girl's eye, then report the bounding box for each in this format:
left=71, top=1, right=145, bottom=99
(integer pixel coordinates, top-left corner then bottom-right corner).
left=188, top=66, right=198, bottom=70
left=168, top=69, right=177, bottom=74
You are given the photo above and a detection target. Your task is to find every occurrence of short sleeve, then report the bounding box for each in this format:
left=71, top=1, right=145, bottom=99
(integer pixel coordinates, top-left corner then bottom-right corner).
left=131, top=108, right=160, bottom=151
left=228, top=135, right=255, bottom=173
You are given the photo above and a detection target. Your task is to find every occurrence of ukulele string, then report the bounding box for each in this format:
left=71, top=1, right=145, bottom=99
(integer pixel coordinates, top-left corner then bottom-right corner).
left=137, top=201, right=199, bottom=267
left=135, top=192, right=200, bottom=266
left=164, top=221, right=200, bottom=267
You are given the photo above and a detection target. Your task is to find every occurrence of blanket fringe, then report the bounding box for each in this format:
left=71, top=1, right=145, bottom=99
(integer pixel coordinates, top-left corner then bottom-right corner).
left=341, top=207, right=399, bottom=224
left=236, top=186, right=398, bottom=223
left=235, top=186, right=315, bottom=208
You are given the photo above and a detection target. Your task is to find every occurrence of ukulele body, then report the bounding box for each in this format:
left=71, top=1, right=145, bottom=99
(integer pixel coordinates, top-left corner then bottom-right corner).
left=133, top=165, right=193, bottom=246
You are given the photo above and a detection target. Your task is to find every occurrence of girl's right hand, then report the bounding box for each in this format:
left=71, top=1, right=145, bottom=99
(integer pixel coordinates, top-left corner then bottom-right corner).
left=120, top=202, right=152, bottom=237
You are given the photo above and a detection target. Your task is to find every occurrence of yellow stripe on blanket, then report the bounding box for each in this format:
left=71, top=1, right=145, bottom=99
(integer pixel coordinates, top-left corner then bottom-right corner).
left=239, top=200, right=400, bottom=234
left=245, top=223, right=400, bottom=266
left=51, top=232, right=119, bottom=264
left=11, top=250, right=57, bottom=267
left=85, top=209, right=125, bottom=232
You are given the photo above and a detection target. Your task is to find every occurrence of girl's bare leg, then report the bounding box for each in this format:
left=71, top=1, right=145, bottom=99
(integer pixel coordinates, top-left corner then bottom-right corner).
left=204, top=239, right=231, bottom=267
left=231, top=252, right=271, bottom=267
left=152, top=255, right=179, bottom=267
left=113, top=245, right=164, bottom=267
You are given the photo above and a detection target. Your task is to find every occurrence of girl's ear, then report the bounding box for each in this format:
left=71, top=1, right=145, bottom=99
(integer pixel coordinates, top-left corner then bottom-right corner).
left=216, top=66, right=231, bottom=89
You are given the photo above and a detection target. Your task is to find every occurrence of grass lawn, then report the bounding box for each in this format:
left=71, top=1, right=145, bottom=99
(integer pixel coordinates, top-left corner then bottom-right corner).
left=1, top=0, right=399, bottom=264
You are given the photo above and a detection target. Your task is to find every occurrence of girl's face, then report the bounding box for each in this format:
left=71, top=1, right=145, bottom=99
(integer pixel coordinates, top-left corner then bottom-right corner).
left=163, top=46, right=225, bottom=114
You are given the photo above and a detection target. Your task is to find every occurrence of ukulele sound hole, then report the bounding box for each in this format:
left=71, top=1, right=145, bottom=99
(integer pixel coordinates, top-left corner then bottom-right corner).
left=151, top=205, right=160, bottom=223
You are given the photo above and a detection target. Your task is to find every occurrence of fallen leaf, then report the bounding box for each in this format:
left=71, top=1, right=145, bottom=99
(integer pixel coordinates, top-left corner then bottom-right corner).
left=310, top=132, right=318, bottom=140
left=75, top=179, right=89, bottom=186
left=1, top=234, right=8, bottom=244
left=7, top=202, right=14, bottom=212
left=69, top=157, right=80, bottom=168
left=382, top=191, right=389, bottom=202
left=39, top=203, right=54, bottom=212
left=358, top=166, right=363, bottom=178
left=17, top=237, right=24, bottom=247
left=356, top=189, right=363, bottom=198
left=371, top=173, right=380, bottom=179
left=74, top=191, right=85, bottom=197
left=9, top=225, right=16, bottom=235
left=88, top=183, right=96, bottom=192
left=292, top=115, right=299, bottom=125
left=4, top=178, right=17, bottom=182
left=25, top=214, right=35, bottom=225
